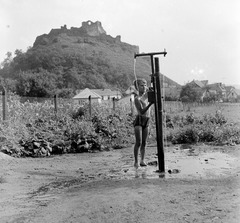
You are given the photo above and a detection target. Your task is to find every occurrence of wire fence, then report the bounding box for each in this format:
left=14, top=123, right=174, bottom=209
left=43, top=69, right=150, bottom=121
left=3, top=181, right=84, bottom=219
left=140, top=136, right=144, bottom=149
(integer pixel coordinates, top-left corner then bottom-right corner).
left=1, top=90, right=240, bottom=122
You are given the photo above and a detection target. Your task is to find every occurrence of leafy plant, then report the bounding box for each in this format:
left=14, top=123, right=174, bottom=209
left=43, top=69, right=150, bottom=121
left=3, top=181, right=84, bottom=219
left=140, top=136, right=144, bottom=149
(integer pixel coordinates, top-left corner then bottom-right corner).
left=165, top=110, right=239, bottom=145
left=1, top=96, right=240, bottom=157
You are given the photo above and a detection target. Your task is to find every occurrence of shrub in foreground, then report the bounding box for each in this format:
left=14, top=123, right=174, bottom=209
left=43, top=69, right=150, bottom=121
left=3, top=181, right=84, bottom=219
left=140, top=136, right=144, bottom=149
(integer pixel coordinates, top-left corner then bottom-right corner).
left=0, top=97, right=135, bottom=157
left=1, top=96, right=239, bottom=157
left=166, top=111, right=240, bottom=145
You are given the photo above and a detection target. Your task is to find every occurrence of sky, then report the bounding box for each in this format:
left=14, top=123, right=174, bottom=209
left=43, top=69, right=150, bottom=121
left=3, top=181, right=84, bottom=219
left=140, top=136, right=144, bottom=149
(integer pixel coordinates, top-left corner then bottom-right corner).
left=1, top=0, right=239, bottom=86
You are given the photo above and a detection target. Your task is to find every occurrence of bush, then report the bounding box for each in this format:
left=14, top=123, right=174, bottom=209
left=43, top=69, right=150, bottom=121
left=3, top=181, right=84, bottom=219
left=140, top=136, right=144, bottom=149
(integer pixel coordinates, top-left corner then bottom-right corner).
left=166, top=110, right=240, bottom=145
left=168, top=126, right=199, bottom=144
left=0, top=96, right=135, bottom=157
left=1, top=96, right=240, bottom=157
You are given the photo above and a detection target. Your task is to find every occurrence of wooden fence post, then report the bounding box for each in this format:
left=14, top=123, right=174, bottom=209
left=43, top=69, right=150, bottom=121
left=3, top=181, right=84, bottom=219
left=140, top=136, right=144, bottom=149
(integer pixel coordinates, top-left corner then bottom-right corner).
left=54, top=94, right=58, bottom=115
left=112, top=97, right=115, bottom=111
left=88, top=95, right=92, bottom=117
left=2, top=86, right=7, bottom=121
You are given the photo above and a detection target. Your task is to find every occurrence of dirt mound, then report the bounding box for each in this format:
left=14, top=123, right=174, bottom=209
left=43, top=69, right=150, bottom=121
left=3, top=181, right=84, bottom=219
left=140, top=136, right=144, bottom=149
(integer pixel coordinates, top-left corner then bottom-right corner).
left=0, top=152, right=14, bottom=160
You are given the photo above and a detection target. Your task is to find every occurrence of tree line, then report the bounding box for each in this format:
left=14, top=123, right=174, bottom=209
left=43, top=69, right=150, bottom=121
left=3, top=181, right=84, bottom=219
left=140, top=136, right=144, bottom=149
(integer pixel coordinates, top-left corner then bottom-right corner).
left=0, top=47, right=132, bottom=98
left=0, top=47, right=216, bottom=102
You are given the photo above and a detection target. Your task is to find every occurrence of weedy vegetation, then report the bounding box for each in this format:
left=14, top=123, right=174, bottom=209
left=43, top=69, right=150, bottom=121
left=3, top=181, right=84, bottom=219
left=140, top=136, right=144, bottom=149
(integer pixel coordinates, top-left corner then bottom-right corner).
left=0, top=96, right=240, bottom=157
left=165, top=111, right=240, bottom=145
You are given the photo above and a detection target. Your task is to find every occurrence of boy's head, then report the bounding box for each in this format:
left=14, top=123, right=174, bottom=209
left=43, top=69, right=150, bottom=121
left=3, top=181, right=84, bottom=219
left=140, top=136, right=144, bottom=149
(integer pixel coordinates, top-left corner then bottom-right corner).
left=133, top=78, right=147, bottom=91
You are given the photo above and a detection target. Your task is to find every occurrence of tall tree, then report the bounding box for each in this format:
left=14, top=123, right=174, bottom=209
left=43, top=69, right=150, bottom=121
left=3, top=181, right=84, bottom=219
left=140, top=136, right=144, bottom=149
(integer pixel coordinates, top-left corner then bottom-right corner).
left=16, top=70, right=58, bottom=97
left=180, top=84, right=201, bottom=102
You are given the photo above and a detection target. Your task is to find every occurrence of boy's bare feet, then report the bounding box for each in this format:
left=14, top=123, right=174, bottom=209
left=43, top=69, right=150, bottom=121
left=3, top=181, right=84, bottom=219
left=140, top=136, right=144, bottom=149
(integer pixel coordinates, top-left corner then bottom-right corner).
left=140, top=161, right=147, bottom=167
left=134, top=162, right=139, bottom=168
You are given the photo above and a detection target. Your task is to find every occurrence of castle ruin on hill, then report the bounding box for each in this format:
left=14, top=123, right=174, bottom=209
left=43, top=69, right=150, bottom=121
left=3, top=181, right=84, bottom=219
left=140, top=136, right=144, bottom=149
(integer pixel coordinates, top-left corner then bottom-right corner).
left=51, top=20, right=108, bottom=37
left=81, top=20, right=107, bottom=36
left=33, top=20, right=139, bottom=53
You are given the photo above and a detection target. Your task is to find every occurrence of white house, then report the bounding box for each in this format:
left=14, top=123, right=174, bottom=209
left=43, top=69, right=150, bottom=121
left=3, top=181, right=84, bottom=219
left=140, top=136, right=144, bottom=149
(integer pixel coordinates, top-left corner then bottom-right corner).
left=225, top=86, right=239, bottom=102
left=125, top=85, right=137, bottom=95
left=73, top=88, right=102, bottom=105
left=92, top=89, right=122, bottom=100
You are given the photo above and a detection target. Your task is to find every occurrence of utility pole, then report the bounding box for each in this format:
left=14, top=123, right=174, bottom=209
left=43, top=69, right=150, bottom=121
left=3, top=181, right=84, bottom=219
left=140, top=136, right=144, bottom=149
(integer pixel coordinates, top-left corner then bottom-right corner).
left=134, top=50, right=167, bottom=173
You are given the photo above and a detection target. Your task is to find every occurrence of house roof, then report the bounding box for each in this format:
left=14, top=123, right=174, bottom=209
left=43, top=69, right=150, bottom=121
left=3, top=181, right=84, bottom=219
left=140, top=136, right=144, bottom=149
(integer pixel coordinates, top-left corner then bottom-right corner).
left=207, top=83, right=226, bottom=92
left=225, top=86, right=239, bottom=97
left=190, top=80, right=205, bottom=88
left=235, top=89, right=240, bottom=96
left=225, top=86, right=234, bottom=92
left=92, top=89, right=122, bottom=97
left=125, top=85, right=137, bottom=95
left=73, top=88, right=101, bottom=99
left=201, top=80, right=208, bottom=86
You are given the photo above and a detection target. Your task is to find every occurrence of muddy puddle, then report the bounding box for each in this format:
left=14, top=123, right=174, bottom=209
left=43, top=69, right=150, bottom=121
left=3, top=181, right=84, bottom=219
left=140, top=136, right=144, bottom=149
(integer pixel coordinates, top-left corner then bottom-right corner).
left=115, top=150, right=238, bottom=180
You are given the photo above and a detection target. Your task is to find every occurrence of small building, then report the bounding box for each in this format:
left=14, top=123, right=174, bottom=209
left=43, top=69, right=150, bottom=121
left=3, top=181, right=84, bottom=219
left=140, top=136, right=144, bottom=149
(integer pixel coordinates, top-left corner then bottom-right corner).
left=125, top=85, right=137, bottom=95
left=200, top=89, right=217, bottom=102
left=225, top=86, right=239, bottom=102
left=73, top=88, right=122, bottom=105
left=207, top=83, right=227, bottom=101
left=73, top=88, right=102, bottom=105
left=188, top=80, right=228, bottom=102
left=92, top=89, right=122, bottom=100
left=188, top=80, right=206, bottom=89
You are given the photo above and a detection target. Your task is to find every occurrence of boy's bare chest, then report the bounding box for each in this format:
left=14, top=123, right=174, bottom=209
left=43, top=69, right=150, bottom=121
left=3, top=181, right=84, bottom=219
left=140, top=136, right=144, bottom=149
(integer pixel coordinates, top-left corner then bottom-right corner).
left=139, top=98, right=148, bottom=107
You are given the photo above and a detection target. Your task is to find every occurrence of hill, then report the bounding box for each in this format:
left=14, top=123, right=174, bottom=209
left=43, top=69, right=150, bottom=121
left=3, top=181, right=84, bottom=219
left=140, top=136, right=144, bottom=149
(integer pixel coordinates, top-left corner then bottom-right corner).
left=0, top=20, right=181, bottom=98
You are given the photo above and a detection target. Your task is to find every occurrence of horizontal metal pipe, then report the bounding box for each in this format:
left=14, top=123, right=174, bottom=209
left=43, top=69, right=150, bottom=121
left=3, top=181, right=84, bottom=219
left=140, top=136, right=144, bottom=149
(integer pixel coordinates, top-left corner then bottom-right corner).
left=134, top=50, right=167, bottom=58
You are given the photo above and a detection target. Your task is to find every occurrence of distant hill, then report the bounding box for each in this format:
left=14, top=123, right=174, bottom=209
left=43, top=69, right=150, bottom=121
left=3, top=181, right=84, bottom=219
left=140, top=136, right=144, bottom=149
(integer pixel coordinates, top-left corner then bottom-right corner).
left=0, top=20, right=181, bottom=97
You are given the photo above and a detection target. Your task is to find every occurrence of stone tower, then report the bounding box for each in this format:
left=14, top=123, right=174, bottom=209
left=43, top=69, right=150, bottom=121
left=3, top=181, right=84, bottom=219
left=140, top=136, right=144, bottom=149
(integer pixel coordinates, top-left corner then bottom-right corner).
left=81, top=20, right=106, bottom=36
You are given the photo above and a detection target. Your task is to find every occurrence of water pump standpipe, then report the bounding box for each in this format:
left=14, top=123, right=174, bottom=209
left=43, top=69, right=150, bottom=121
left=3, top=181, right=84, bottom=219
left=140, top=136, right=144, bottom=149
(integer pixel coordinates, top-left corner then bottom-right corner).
left=134, top=50, right=167, bottom=173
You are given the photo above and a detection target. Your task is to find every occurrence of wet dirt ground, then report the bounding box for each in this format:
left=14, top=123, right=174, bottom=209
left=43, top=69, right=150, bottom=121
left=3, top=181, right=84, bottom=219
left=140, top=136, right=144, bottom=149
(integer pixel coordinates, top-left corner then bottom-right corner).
left=0, top=144, right=240, bottom=223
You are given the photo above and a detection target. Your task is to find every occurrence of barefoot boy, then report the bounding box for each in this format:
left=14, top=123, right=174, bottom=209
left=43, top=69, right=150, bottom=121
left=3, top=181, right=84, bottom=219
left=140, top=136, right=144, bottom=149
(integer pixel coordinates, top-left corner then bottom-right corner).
left=133, top=79, right=153, bottom=168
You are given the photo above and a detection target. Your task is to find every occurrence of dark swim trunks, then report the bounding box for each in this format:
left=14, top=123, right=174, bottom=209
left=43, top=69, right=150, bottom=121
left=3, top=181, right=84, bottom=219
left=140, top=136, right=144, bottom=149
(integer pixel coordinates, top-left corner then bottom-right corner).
left=133, top=115, right=150, bottom=129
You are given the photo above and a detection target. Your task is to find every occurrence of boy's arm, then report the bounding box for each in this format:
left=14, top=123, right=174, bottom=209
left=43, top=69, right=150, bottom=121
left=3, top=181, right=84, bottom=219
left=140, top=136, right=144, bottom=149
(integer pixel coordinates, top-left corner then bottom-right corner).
left=134, top=97, right=153, bottom=115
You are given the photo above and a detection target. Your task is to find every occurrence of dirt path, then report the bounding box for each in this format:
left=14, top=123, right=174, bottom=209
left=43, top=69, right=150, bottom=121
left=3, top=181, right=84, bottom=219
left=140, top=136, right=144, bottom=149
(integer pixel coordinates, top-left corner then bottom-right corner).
left=0, top=144, right=240, bottom=223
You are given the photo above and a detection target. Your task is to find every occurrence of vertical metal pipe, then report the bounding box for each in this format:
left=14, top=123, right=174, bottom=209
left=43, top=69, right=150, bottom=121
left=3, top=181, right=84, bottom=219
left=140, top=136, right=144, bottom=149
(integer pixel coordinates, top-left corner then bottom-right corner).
left=152, top=72, right=161, bottom=172
left=130, top=96, right=133, bottom=116
left=151, top=58, right=160, bottom=166
left=154, top=57, right=165, bottom=172
left=150, top=55, right=155, bottom=75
